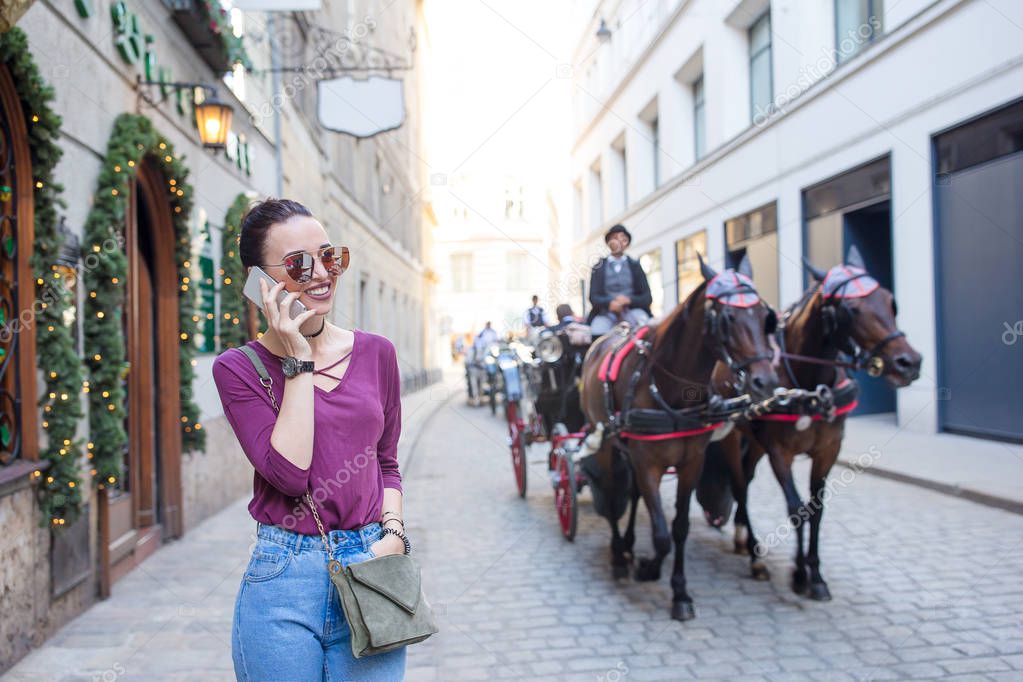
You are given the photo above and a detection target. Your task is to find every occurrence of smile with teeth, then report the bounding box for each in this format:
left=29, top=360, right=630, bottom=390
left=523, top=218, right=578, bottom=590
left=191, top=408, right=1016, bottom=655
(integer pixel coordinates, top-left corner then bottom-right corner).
left=304, top=282, right=331, bottom=300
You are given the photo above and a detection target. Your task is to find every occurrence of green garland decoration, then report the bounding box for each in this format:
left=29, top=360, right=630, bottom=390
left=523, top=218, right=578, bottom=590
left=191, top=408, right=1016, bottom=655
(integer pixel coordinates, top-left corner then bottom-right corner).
left=81, top=113, right=205, bottom=492
left=219, top=193, right=250, bottom=349
left=0, top=28, right=85, bottom=527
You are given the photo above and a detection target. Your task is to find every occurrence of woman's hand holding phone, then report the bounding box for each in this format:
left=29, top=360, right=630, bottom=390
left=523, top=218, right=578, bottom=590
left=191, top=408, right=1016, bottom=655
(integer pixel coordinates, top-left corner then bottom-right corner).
left=260, top=278, right=317, bottom=359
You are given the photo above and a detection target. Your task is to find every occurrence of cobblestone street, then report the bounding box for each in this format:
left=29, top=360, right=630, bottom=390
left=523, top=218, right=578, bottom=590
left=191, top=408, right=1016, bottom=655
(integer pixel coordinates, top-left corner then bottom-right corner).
left=404, top=395, right=1023, bottom=682
left=7, top=388, right=1023, bottom=681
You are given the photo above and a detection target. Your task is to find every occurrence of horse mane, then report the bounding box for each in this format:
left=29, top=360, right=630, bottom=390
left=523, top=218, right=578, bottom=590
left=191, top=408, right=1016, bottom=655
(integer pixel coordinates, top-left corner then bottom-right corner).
left=784, top=281, right=822, bottom=327
left=649, top=279, right=708, bottom=370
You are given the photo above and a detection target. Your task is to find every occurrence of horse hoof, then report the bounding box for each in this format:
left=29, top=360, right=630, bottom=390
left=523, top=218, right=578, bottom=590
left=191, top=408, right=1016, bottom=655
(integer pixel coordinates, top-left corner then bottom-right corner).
left=751, top=562, right=770, bottom=581
left=808, top=582, right=832, bottom=601
left=634, top=558, right=661, bottom=582
left=671, top=601, right=696, bottom=621
left=612, top=564, right=630, bottom=581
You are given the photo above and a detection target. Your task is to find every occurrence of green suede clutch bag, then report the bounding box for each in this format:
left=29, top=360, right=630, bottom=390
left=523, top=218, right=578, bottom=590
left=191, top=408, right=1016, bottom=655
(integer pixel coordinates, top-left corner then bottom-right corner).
left=238, top=345, right=439, bottom=658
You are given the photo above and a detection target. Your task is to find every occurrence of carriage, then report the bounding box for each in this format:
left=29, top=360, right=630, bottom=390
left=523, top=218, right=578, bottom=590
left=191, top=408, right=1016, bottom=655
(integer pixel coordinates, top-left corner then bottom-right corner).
left=500, top=320, right=596, bottom=538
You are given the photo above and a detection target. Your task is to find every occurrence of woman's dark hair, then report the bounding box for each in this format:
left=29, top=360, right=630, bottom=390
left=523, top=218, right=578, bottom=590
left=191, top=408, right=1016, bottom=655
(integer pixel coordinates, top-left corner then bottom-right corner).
left=238, top=198, right=313, bottom=267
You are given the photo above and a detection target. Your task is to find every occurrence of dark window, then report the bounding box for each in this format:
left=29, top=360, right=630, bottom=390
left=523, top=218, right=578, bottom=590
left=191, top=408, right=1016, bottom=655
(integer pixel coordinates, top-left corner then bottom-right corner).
left=693, top=76, right=706, bottom=160
left=749, top=12, right=773, bottom=123
left=835, top=0, right=883, bottom=64
left=935, top=98, right=1023, bottom=176
left=803, top=156, right=891, bottom=220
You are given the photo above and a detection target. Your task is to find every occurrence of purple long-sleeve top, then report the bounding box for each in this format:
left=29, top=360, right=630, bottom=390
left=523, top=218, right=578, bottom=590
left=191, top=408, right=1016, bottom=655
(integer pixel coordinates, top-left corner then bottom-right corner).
left=211, top=329, right=402, bottom=535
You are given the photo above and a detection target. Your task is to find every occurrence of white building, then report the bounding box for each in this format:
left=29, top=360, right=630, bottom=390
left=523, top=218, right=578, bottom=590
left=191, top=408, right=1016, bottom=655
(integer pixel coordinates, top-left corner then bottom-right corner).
left=432, top=173, right=557, bottom=352
left=569, top=0, right=1023, bottom=441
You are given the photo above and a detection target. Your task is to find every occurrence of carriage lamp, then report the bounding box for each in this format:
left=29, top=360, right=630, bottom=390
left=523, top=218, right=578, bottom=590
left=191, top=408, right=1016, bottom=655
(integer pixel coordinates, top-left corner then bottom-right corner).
left=536, top=335, right=563, bottom=364
left=193, top=90, right=233, bottom=149
left=136, top=77, right=235, bottom=150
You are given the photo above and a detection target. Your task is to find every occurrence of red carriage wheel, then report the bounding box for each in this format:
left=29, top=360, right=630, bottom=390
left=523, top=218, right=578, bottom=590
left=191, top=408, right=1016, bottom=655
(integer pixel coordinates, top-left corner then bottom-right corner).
left=507, top=401, right=527, bottom=498
left=555, top=449, right=578, bottom=541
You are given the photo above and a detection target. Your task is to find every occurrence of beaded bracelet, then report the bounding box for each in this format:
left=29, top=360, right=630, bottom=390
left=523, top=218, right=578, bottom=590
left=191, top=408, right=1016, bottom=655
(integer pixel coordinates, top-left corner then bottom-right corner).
left=381, top=527, right=411, bottom=555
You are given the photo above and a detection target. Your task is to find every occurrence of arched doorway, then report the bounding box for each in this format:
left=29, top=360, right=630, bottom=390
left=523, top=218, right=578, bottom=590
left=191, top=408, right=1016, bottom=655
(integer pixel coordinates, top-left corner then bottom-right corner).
left=0, top=62, right=39, bottom=476
left=102, top=156, right=183, bottom=587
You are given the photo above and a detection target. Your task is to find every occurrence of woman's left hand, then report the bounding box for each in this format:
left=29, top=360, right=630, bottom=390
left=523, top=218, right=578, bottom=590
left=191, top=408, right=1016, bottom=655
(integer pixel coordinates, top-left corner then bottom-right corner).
left=369, top=533, right=405, bottom=558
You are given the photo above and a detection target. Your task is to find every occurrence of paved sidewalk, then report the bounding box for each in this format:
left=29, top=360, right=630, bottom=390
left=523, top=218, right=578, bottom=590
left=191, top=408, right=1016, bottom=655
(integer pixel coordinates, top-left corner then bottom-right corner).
left=2, top=371, right=463, bottom=682
left=839, top=415, right=1023, bottom=514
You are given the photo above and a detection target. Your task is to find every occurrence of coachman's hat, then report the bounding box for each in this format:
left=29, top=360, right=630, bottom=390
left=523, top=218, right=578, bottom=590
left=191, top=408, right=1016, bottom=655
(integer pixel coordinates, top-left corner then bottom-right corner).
left=604, top=224, right=632, bottom=244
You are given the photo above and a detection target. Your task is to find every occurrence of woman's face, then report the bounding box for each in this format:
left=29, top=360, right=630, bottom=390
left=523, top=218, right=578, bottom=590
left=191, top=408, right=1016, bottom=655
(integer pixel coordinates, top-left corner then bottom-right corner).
left=260, top=215, right=339, bottom=315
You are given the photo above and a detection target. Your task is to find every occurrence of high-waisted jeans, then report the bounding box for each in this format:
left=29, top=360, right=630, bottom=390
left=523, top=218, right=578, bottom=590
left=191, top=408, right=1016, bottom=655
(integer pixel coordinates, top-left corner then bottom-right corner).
left=232, top=522, right=407, bottom=681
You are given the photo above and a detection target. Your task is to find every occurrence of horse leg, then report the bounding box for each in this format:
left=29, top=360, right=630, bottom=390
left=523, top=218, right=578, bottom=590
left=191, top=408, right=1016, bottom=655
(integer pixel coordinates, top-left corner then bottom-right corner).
left=806, top=447, right=838, bottom=601
left=595, top=444, right=635, bottom=580
left=740, top=439, right=771, bottom=580
left=765, top=448, right=807, bottom=595
left=669, top=465, right=699, bottom=620
left=728, top=437, right=770, bottom=580
left=621, top=478, right=641, bottom=561
left=633, top=464, right=671, bottom=582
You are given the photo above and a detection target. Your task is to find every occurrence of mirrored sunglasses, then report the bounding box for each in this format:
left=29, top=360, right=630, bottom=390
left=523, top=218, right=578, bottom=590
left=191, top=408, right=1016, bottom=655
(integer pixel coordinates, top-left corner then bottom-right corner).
left=271, top=246, right=350, bottom=283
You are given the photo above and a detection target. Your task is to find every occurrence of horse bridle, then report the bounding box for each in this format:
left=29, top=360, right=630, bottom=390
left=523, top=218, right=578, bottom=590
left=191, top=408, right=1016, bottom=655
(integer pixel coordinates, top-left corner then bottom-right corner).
left=705, top=281, right=776, bottom=392
left=786, top=272, right=905, bottom=378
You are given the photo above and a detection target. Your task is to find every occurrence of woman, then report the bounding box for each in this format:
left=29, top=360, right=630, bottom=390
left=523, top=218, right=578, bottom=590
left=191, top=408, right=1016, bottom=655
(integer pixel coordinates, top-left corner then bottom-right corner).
left=211, top=198, right=408, bottom=681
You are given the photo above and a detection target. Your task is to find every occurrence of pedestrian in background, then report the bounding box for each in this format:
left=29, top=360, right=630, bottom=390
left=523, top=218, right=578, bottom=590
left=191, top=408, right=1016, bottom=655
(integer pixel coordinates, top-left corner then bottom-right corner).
left=212, top=198, right=409, bottom=681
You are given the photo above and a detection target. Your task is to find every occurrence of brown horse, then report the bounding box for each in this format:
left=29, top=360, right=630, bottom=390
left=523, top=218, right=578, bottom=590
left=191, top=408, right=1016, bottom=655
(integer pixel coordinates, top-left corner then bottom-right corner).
left=579, top=254, right=780, bottom=621
left=708, top=246, right=922, bottom=600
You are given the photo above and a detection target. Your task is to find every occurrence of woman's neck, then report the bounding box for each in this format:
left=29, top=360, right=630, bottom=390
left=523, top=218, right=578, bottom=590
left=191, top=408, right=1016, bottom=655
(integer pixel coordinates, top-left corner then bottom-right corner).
left=262, top=315, right=338, bottom=356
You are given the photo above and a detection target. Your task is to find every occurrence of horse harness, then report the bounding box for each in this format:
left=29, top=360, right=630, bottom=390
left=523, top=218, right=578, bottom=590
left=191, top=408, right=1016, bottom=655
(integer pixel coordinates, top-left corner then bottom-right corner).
left=595, top=273, right=773, bottom=442
left=597, top=325, right=727, bottom=442
left=778, top=266, right=905, bottom=380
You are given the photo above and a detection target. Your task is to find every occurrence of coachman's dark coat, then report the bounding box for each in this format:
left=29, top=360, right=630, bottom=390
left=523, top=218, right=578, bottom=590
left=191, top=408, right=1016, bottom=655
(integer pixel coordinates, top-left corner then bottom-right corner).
left=587, top=256, right=654, bottom=324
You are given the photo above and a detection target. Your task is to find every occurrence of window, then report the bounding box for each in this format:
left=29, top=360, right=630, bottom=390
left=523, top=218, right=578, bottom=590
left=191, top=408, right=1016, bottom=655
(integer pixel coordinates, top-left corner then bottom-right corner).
left=675, top=230, right=707, bottom=303
left=505, top=185, right=524, bottom=219
left=835, top=0, right=882, bottom=64
left=693, top=76, right=706, bottom=160
left=749, top=12, right=773, bottom=124
left=724, top=202, right=780, bottom=308
left=639, top=248, right=664, bottom=317
left=358, top=276, right=369, bottom=327
left=573, top=181, right=584, bottom=239
left=451, top=253, right=473, bottom=293
left=651, top=117, right=661, bottom=188
left=506, top=252, right=529, bottom=291
left=589, top=160, right=604, bottom=229
left=611, top=135, right=628, bottom=211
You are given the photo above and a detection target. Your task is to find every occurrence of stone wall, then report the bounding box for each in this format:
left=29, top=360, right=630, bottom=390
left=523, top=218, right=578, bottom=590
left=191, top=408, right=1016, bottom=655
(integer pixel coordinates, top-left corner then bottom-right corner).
left=0, top=485, right=97, bottom=673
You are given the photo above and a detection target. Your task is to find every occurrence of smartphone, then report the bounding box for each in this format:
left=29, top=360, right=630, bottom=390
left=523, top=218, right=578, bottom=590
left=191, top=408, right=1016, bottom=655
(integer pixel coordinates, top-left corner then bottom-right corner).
left=243, top=266, right=309, bottom=320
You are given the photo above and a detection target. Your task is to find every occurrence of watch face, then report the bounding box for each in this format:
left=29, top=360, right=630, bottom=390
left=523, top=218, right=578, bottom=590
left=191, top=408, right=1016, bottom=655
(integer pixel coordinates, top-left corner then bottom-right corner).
left=282, top=356, right=298, bottom=377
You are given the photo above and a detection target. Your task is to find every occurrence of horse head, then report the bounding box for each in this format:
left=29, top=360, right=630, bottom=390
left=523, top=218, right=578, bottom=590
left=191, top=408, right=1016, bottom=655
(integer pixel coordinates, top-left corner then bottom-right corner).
left=698, top=253, right=780, bottom=400
left=803, top=245, right=922, bottom=388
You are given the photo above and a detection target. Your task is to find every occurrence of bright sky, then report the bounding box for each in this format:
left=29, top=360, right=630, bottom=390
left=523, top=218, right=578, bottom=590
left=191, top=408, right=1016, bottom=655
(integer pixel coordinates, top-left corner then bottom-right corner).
left=422, top=0, right=575, bottom=185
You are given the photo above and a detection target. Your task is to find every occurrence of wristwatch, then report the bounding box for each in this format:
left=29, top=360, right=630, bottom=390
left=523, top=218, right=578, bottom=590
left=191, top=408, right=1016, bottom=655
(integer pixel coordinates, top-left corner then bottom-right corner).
left=281, top=356, right=315, bottom=378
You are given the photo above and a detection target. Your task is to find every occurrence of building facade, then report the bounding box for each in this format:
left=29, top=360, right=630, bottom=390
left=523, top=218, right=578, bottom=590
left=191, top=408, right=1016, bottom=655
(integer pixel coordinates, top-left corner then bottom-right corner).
left=0, top=0, right=432, bottom=671
left=431, top=172, right=558, bottom=351
left=569, top=0, right=1023, bottom=439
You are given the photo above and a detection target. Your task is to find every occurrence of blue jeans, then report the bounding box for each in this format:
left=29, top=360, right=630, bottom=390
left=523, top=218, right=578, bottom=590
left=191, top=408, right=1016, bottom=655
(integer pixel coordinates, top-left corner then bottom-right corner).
left=232, top=522, right=407, bottom=681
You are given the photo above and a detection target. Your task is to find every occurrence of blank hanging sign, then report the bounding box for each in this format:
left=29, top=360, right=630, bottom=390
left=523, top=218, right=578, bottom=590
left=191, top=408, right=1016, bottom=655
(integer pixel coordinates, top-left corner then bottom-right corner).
left=233, top=1, right=322, bottom=10
left=317, top=76, right=405, bottom=138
